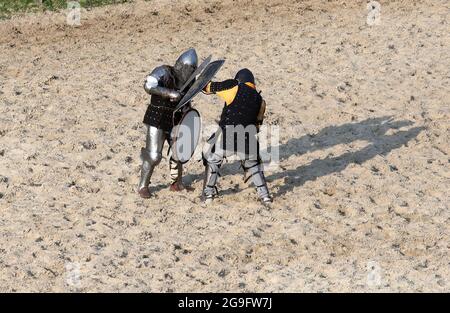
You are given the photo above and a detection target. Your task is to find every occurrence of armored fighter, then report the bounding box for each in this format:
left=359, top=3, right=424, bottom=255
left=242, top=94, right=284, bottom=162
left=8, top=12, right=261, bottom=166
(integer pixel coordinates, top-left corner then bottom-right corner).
left=138, top=48, right=198, bottom=199
left=201, top=68, right=272, bottom=204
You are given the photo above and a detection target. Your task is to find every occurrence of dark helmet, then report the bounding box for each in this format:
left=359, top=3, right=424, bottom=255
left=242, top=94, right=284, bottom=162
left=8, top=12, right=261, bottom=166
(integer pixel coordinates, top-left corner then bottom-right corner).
left=174, top=48, right=198, bottom=87
left=234, top=68, right=255, bottom=85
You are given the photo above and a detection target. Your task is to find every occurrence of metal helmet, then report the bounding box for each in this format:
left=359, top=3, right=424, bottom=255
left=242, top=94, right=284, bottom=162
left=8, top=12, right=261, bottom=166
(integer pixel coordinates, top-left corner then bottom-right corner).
left=235, top=68, right=255, bottom=85
left=174, top=48, right=198, bottom=87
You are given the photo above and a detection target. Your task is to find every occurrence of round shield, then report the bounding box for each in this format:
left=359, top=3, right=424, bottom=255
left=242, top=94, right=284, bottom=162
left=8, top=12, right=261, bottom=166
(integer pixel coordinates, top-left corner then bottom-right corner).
left=171, top=109, right=202, bottom=164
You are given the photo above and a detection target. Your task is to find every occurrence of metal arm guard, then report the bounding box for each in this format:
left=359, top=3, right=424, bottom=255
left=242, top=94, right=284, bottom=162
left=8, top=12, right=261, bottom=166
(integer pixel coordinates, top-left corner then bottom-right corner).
left=144, top=83, right=181, bottom=101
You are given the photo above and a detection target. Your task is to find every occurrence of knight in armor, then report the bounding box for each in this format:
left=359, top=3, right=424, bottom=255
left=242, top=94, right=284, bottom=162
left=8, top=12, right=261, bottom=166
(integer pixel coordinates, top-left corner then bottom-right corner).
left=201, top=68, right=272, bottom=204
left=138, top=48, right=198, bottom=199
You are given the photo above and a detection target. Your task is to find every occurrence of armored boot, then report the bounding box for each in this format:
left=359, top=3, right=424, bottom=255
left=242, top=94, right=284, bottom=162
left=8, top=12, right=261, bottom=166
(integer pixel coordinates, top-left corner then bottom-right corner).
left=201, top=151, right=223, bottom=203
left=138, top=148, right=162, bottom=198
left=243, top=159, right=272, bottom=204
left=202, top=166, right=219, bottom=203
left=138, top=126, right=165, bottom=198
left=168, top=158, right=194, bottom=192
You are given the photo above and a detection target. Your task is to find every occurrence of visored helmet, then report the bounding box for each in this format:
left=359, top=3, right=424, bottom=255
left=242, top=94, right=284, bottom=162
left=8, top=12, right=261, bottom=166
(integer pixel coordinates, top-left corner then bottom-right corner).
left=174, top=48, right=198, bottom=87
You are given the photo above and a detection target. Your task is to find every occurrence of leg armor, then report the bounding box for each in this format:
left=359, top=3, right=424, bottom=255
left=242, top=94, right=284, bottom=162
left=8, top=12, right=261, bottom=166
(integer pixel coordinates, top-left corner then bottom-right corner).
left=169, top=157, right=182, bottom=185
left=202, top=149, right=224, bottom=199
left=242, top=159, right=272, bottom=203
left=166, top=132, right=188, bottom=191
left=138, top=126, right=166, bottom=191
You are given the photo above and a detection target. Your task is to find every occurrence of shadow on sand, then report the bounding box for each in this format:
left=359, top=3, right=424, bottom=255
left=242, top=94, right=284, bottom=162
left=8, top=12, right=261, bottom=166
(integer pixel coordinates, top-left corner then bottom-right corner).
left=182, top=116, right=424, bottom=197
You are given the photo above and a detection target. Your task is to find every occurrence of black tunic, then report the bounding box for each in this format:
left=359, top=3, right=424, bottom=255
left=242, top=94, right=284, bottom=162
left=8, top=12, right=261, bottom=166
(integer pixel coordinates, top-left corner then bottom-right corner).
left=143, top=65, right=183, bottom=132
left=208, top=79, right=262, bottom=127
left=207, top=80, right=263, bottom=158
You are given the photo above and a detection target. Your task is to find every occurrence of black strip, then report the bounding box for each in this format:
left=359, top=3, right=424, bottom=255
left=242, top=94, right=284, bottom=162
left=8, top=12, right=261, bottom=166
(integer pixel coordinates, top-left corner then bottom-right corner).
left=0, top=293, right=437, bottom=311
left=244, top=171, right=260, bottom=183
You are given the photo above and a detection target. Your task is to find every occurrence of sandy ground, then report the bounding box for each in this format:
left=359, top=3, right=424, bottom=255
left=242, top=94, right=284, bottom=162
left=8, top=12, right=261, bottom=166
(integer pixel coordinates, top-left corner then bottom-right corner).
left=0, top=0, right=449, bottom=292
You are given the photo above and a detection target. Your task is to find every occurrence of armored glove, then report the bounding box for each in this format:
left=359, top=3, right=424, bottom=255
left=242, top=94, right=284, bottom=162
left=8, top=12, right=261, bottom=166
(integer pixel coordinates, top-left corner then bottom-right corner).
left=168, top=90, right=182, bottom=102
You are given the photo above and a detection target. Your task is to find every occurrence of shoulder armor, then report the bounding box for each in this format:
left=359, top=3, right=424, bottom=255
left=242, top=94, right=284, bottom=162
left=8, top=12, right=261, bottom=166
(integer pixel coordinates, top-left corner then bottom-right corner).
left=149, top=65, right=171, bottom=83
